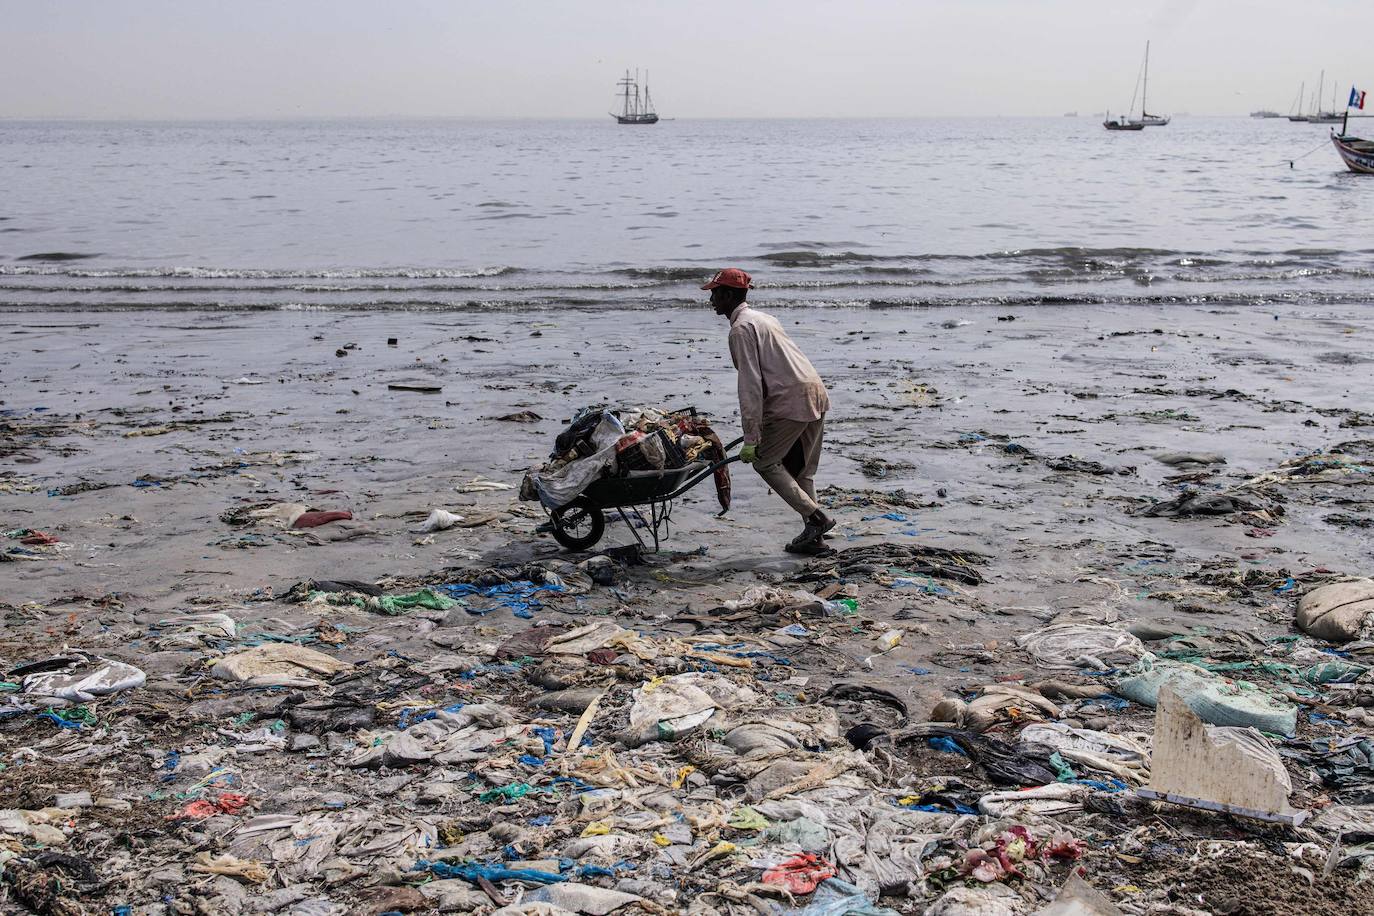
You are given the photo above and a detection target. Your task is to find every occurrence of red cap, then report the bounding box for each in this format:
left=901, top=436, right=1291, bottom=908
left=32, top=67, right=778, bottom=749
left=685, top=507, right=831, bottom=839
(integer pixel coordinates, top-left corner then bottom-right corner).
left=701, top=267, right=754, bottom=290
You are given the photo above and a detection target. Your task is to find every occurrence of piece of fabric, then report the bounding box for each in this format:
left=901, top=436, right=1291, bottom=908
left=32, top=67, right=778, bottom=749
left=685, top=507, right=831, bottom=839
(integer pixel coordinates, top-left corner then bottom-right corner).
left=793, top=878, right=900, bottom=916
left=291, top=510, right=353, bottom=529
left=678, top=417, right=732, bottom=512
left=21, top=657, right=147, bottom=703
left=755, top=415, right=826, bottom=517
left=358, top=588, right=459, bottom=616
left=1016, top=624, right=1144, bottom=671
left=728, top=304, right=829, bottom=446
left=211, top=644, right=352, bottom=687
left=763, top=853, right=838, bottom=894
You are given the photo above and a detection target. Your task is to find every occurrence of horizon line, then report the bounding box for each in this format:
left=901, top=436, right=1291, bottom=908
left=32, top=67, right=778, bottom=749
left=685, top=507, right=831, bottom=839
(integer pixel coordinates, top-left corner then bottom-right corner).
left=0, top=112, right=1246, bottom=123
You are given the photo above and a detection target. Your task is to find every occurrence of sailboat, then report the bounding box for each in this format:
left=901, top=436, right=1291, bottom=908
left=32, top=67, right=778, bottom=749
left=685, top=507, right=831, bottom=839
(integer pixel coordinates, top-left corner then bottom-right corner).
left=1291, top=72, right=1345, bottom=123
left=611, top=70, right=659, bottom=125
left=1103, top=111, right=1145, bottom=131
left=1287, top=81, right=1310, bottom=121
left=1103, top=41, right=1168, bottom=131
left=1312, top=77, right=1345, bottom=123
left=1139, top=42, right=1169, bottom=126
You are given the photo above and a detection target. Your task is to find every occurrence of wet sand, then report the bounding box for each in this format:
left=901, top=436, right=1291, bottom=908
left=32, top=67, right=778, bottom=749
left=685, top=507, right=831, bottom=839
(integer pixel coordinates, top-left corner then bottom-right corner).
left=3, top=301, right=1374, bottom=913
left=5, top=302, right=1371, bottom=615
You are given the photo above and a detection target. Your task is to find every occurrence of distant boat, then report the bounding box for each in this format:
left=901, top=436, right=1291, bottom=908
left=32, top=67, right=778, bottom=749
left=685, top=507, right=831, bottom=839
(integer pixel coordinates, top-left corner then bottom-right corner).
left=1103, top=113, right=1145, bottom=131
left=611, top=70, right=658, bottom=125
left=1314, top=74, right=1348, bottom=122
left=1291, top=71, right=1344, bottom=123
left=1288, top=80, right=1309, bottom=121
left=1063, top=111, right=1078, bottom=117
left=1104, top=40, right=1168, bottom=130
left=1139, top=42, right=1169, bottom=126
left=1251, top=110, right=1282, bottom=118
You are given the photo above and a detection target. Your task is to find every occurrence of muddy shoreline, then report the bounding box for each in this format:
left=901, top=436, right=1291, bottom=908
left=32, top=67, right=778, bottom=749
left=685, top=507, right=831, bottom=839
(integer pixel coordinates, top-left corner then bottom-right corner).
left=3, top=302, right=1373, bottom=915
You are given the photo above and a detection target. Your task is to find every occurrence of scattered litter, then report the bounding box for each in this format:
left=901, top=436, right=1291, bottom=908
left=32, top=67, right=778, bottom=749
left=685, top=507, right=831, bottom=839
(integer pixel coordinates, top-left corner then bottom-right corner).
left=1116, top=654, right=1298, bottom=736
left=210, top=644, right=353, bottom=687
left=412, top=508, right=465, bottom=532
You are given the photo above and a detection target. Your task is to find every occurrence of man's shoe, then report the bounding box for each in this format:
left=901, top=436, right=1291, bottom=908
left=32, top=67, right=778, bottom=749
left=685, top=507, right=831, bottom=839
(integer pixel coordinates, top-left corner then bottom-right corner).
left=784, top=538, right=830, bottom=555
left=787, top=511, right=836, bottom=551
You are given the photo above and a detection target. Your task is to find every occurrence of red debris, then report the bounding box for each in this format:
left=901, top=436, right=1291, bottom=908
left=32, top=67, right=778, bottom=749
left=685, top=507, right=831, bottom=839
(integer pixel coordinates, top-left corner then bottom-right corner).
left=292, top=510, right=353, bottom=529
left=167, top=792, right=250, bottom=821
left=762, top=853, right=838, bottom=894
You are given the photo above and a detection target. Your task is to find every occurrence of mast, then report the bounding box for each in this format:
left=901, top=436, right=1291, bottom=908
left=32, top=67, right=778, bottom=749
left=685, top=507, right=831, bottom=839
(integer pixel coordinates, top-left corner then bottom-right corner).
left=1317, top=70, right=1324, bottom=117
left=1293, top=81, right=1304, bottom=116
left=1142, top=41, right=1149, bottom=116
left=612, top=67, right=658, bottom=123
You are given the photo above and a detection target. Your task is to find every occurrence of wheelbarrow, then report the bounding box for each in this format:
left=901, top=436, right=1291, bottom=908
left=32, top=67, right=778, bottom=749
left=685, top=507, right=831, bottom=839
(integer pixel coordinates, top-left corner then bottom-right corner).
left=547, top=437, right=744, bottom=551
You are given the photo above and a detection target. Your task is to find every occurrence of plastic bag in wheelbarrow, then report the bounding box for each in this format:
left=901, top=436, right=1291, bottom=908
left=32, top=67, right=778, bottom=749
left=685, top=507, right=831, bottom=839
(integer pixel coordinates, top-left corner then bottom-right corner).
left=528, top=413, right=625, bottom=510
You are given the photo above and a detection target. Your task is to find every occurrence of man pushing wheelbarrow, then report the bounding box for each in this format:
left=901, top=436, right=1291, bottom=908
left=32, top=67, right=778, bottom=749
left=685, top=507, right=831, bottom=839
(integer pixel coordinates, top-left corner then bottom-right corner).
left=703, top=267, right=837, bottom=554
left=523, top=268, right=836, bottom=556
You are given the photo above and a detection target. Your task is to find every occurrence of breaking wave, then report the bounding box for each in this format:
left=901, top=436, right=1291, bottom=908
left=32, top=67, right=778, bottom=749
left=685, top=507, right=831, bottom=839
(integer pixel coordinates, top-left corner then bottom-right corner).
left=2, top=246, right=1371, bottom=312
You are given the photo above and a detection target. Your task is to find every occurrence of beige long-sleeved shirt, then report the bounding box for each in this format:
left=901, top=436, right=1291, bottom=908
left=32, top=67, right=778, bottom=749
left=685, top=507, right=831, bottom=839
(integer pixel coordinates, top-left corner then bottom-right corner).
left=727, top=304, right=829, bottom=445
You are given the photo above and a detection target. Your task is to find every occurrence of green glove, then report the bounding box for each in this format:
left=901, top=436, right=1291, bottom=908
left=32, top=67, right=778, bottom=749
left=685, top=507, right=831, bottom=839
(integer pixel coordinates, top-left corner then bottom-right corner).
left=739, top=444, right=758, bottom=463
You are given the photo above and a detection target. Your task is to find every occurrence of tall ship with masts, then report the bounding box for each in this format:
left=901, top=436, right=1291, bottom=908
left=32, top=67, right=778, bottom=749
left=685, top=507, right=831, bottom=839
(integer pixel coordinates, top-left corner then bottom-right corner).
left=611, top=70, right=659, bottom=125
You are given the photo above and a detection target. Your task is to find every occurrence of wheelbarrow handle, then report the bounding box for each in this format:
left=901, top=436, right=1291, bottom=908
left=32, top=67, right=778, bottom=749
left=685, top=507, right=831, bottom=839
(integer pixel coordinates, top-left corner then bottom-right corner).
left=708, top=436, right=746, bottom=474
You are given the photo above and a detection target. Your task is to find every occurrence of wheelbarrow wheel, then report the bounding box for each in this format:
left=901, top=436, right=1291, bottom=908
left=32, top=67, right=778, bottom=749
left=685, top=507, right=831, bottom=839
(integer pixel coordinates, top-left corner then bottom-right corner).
left=550, top=505, right=605, bottom=551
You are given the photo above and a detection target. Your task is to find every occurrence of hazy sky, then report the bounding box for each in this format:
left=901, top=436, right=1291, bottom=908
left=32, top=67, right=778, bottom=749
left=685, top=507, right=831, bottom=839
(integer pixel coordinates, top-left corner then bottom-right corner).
left=4, top=1, right=1370, bottom=118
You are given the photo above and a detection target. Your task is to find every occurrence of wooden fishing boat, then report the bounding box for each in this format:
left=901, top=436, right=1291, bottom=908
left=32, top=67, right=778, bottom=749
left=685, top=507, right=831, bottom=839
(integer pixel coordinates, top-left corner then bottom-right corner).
left=1332, top=131, right=1374, bottom=173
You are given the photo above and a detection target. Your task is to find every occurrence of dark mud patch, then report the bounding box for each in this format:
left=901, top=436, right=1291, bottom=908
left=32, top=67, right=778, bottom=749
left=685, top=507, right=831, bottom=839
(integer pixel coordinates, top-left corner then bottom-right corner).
left=1162, top=848, right=1374, bottom=916
left=15, top=251, right=102, bottom=262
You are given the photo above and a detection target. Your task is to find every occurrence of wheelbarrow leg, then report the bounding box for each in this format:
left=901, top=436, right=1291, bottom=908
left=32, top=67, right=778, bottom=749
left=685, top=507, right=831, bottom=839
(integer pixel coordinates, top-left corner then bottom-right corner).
left=615, top=507, right=650, bottom=552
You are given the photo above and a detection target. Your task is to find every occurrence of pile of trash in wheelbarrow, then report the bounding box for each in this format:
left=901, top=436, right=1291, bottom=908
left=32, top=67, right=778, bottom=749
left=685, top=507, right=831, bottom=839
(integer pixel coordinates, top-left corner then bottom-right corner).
left=520, top=406, right=741, bottom=551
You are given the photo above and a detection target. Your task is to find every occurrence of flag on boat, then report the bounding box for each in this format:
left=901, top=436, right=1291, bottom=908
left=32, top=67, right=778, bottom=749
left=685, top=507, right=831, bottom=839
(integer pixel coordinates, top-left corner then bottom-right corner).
left=1350, top=87, right=1367, bottom=110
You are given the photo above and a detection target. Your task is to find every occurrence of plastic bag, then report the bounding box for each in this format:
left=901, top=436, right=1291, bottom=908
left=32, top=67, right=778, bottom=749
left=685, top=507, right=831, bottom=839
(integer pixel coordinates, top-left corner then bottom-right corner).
left=1115, top=653, right=1297, bottom=737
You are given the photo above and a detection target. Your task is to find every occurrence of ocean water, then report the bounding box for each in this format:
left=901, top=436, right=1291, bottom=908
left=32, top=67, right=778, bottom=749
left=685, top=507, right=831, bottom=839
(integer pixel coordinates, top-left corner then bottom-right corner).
left=1, top=117, right=1370, bottom=311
